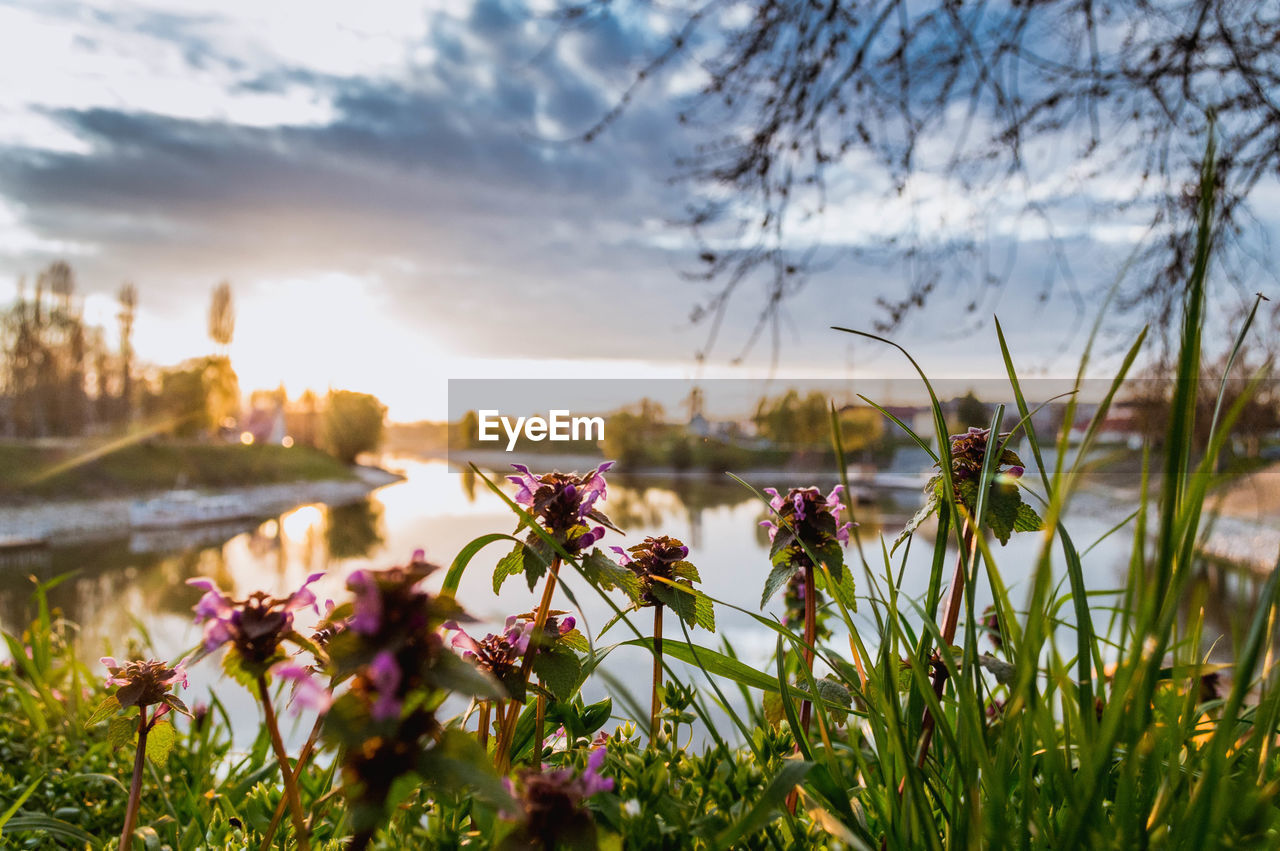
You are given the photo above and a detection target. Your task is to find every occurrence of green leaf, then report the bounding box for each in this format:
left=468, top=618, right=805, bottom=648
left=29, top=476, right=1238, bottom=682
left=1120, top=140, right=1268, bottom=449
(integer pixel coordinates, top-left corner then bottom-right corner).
left=892, top=487, right=939, bottom=554
left=532, top=649, right=582, bottom=703
left=1014, top=501, right=1044, bottom=533
left=761, top=562, right=797, bottom=608
left=985, top=482, right=1023, bottom=545
left=579, top=548, right=641, bottom=602
left=693, top=590, right=716, bottom=633
left=522, top=534, right=555, bottom=590
left=493, top=544, right=526, bottom=594
left=432, top=650, right=505, bottom=700
left=107, top=716, right=135, bottom=749
left=0, top=773, right=43, bottom=831
left=84, top=695, right=120, bottom=728
left=672, top=561, right=701, bottom=583
left=145, top=720, right=175, bottom=766
left=559, top=628, right=590, bottom=653
left=161, top=694, right=192, bottom=718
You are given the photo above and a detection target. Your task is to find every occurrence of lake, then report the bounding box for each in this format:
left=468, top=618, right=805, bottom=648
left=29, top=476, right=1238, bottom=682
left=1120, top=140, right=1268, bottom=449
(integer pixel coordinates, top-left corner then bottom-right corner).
left=1, top=454, right=1241, bottom=746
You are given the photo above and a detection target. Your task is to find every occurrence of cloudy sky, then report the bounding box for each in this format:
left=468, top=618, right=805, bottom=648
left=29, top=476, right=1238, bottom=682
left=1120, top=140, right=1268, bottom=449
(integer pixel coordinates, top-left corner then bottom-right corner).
left=0, top=0, right=1249, bottom=420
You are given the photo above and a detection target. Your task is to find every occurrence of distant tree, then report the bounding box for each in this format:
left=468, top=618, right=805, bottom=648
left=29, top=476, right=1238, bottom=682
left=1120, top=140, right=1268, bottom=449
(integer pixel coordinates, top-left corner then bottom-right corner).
left=954, top=392, right=991, bottom=432
left=754, top=390, right=830, bottom=447
left=208, top=282, right=235, bottom=352
left=837, top=406, right=885, bottom=455
left=156, top=356, right=241, bottom=438
left=602, top=398, right=667, bottom=468
left=323, top=390, right=387, bottom=464
left=117, top=283, right=137, bottom=423
left=0, top=263, right=104, bottom=436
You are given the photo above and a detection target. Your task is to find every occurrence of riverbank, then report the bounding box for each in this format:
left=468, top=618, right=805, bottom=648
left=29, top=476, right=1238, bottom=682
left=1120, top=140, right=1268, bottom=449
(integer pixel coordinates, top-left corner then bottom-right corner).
left=0, top=441, right=357, bottom=504
left=0, top=464, right=402, bottom=546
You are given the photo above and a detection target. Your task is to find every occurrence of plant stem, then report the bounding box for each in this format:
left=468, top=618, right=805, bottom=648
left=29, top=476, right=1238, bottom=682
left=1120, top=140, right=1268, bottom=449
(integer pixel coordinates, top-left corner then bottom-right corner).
left=478, top=701, right=491, bottom=751
left=535, top=684, right=547, bottom=762
left=799, top=562, right=817, bottom=736
left=118, top=706, right=149, bottom=851
left=651, top=603, right=664, bottom=742
left=260, top=711, right=325, bottom=851
left=257, top=674, right=311, bottom=851
left=899, top=520, right=977, bottom=801
left=494, top=556, right=562, bottom=772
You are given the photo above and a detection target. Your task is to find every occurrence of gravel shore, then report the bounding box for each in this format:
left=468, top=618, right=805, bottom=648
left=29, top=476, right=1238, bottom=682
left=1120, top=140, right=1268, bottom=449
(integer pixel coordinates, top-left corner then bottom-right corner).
left=0, top=465, right=403, bottom=546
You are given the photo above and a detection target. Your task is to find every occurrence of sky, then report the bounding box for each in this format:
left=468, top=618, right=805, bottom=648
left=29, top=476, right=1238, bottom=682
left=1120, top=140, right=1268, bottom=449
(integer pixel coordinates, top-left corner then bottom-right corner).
left=0, top=0, right=1271, bottom=421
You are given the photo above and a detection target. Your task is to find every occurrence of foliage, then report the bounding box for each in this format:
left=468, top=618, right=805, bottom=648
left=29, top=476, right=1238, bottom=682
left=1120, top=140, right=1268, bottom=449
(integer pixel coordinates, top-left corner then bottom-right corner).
left=6, top=151, right=1280, bottom=849
left=322, top=390, right=387, bottom=465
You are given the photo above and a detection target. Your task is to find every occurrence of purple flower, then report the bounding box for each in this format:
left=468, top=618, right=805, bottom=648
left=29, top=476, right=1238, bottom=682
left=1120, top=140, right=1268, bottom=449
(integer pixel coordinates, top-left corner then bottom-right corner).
left=271, top=661, right=332, bottom=714
left=184, top=572, right=325, bottom=667
left=505, top=462, right=616, bottom=551
left=99, top=658, right=189, bottom=711
left=579, top=746, right=614, bottom=796
left=368, top=650, right=403, bottom=721
left=347, top=569, right=383, bottom=635
left=614, top=535, right=700, bottom=611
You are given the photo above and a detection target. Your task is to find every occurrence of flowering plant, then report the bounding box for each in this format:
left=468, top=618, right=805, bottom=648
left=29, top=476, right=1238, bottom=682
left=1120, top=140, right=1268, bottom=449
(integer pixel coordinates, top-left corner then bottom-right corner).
left=186, top=571, right=325, bottom=679
left=760, top=485, right=852, bottom=608
left=498, top=747, right=614, bottom=850
left=894, top=425, right=1043, bottom=550
left=323, top=559, right=506, bottom=850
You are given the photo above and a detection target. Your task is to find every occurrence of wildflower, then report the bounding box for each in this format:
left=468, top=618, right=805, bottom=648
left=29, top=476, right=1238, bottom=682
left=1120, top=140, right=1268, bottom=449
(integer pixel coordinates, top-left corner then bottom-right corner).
left=324, top=558, right=502, bottom=850
left=100, top=658, right=190, bottom=712
left=186, top=572, right=324, bottom=671
left=612, top=535, right=690, bottom=607
left=982, top=605, right=1003, bottom=651
left=270, top=661, right=332, bottom=715
left=760, top=485, right=854, bottom=548
left=507, top=747, right=614, bottom=849
left=507, top=462, right=616, bottom=553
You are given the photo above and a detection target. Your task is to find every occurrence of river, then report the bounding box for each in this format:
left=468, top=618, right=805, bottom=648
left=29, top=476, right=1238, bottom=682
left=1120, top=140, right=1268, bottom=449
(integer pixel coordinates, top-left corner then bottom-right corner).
left=1, top=454, right=1241, bottom=747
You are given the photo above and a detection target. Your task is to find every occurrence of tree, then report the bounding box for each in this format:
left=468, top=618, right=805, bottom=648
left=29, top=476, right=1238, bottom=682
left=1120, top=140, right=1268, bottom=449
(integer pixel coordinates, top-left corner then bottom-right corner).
left=208, top=282, right=235, bottom=352
left=156, top=356, right=241, bottom=438
left=570, top=0, right=1280, bottom=351
left=117, top=283, right=137, bottom=423
left=0, top=263, right=105, bottom=436
left=323, top=390, right=387, bottom=464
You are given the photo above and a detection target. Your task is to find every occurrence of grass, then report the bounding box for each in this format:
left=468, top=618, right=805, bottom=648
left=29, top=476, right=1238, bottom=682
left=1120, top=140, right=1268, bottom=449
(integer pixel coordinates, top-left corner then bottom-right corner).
left=2, top=133, right=1280, bottom=849
left=0, top=442, right=355, bottom=504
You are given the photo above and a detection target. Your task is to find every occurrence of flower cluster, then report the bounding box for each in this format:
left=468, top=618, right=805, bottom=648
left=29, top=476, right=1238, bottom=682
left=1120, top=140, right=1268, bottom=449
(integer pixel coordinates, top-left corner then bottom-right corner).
left=945, top=427, right=1024, bottom=482
left=613, top=535, right=690, bottom=607
left=509, top=461, right=615, bottom=553
left=505, top=748, right=614, bottom=849
left=323, top=558, right=502, bottom=850
left=760, top=485, right=853, bottom=548
left=100, top=657, right=189, bottom=713
left=759, top=484, right=853, bottom=609
left=186, top=572, right=324, bottom=673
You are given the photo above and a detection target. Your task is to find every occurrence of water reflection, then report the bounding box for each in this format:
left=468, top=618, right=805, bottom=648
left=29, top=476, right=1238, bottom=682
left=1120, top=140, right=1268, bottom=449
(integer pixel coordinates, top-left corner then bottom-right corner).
left=3, top=456, right=1243, bottom=746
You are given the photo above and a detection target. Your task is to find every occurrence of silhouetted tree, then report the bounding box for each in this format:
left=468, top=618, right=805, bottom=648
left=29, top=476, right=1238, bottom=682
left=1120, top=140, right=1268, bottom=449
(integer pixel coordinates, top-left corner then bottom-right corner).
left=569, top=0, right=1280, bottom=351
left=208, top=281, right=235, bottom=352
left=117, top=283, right=137, bottom=423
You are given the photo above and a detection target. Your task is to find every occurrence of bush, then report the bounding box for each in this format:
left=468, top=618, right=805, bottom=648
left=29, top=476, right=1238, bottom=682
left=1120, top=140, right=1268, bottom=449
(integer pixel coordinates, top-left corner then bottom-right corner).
left=322, top=390, right=386, bottom=464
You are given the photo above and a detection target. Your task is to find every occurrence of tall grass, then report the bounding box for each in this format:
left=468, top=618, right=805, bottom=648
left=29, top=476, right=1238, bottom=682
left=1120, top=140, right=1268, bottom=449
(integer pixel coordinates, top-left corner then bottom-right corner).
left=2, top=133, right=1278, bottom=849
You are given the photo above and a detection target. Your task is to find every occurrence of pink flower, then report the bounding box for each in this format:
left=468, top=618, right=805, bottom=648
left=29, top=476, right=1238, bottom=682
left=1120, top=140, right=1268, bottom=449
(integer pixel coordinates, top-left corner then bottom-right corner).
left=271, top=661, right=332, bottom=715
left=368, top=651, right=402, bottom=721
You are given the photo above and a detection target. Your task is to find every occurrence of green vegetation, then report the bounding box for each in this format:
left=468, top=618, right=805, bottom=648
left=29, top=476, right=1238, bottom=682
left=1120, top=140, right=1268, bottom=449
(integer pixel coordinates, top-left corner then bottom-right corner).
left=322, top=390, right=387, bottom=465
left=0, top=442, right=354, bottom=504
left=3, top=140, right=1280, bottom=850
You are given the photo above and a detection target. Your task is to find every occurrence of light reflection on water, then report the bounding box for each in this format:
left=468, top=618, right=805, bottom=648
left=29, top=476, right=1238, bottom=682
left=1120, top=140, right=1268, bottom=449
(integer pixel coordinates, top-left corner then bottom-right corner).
left=1, top=455, right=1228, bottom=747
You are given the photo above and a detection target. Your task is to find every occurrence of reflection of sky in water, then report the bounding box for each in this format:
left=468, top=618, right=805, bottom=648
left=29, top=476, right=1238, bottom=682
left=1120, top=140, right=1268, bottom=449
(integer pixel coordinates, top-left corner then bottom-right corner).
left=0, top=457, right=1160, bottom=747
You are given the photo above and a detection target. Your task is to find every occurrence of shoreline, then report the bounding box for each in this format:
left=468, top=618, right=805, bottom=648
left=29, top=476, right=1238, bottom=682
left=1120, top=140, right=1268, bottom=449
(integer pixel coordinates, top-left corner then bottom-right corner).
left=0, top=465, right=403, bottom=547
